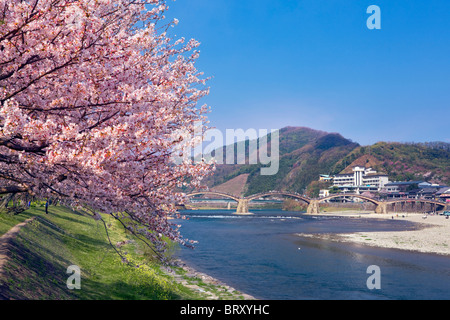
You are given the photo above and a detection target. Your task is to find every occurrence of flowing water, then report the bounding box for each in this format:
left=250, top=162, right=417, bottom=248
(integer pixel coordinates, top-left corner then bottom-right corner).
left=174, top=210, right=450, bottom=300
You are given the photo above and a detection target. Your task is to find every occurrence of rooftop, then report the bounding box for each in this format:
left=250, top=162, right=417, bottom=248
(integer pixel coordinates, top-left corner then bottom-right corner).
left=364, top=172, right=389, bottom=177
left=385, top=181, right=425, bottom=186
left=436, top=187, right=450, bottom=195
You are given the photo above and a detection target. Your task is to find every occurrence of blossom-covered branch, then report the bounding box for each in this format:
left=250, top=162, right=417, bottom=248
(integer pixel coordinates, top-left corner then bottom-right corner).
left=0, top=0, right=213, bottom=256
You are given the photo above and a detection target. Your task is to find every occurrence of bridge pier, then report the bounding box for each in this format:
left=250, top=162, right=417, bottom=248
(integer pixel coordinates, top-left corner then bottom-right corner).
left=235, top=199, right=250, bottom=215
left=306, top=200, right=320, bottom=214
left=375, top=203, right=387, bottom=214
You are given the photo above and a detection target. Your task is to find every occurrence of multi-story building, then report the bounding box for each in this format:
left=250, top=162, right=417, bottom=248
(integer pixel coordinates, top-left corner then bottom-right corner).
left=332, top=166, right=389, bottom=194
left=363, top=173, right=391, bottom=190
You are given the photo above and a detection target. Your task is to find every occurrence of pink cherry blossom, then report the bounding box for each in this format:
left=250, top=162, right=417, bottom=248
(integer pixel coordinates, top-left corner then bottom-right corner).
left=0, top=0, right=212, bottom=257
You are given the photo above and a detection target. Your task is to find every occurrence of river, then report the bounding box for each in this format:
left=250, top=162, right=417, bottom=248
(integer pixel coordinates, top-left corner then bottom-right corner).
left=174, top=209, right=450, bottom=300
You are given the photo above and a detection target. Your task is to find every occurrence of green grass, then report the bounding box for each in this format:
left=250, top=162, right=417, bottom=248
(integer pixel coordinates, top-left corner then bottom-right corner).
left=0, top=210, right=33, bottom=237
left=0, top=205, right=211, bottom=300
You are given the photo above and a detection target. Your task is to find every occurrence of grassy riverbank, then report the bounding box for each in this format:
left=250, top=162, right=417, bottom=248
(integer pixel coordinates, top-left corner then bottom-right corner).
left=0, top=205, right=252, bottom=300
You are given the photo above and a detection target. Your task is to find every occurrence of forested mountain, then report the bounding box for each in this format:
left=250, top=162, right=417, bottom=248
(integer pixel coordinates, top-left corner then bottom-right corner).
left=202, top=127, right=358, bottom=196
left=200, top=127, right=450, bottom=197
left=331, top=142, right=450, bottom=186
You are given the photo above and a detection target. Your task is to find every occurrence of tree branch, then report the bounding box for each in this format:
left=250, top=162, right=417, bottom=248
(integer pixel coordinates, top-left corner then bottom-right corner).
left=0, top=185, right=28, bottom=195
left=0, top=137, right=47, bottom=154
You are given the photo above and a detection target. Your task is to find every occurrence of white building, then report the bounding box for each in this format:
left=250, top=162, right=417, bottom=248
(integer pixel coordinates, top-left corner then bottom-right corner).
left=319, top=189, right=330, bottom=198
left=332, top=166, right=389, bottom=194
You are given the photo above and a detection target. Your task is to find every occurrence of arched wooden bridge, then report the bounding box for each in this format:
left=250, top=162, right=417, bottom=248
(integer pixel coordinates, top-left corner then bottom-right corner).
left=185, top=191, right=448, bottom=215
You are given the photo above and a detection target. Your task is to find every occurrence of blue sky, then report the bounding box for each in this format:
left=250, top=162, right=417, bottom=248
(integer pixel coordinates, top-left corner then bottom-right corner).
left=164, top=0, right=450, bottom=145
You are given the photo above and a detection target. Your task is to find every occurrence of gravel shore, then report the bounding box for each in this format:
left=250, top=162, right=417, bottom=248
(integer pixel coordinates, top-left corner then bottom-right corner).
left=297, top=212, right=450, bottom=256
left=164, top=259, right=256, bottom=300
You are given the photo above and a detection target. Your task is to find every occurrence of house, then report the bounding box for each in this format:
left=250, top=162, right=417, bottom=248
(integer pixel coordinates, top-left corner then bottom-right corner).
left=319, top=189, right=330, bottom=198
left=383, top=181, right=425, bottom=193
left=436, top=187, right=450, bottom=202
left=382, top=181, right=448, bottom=200
left=319, top=174, right=332, bottom=182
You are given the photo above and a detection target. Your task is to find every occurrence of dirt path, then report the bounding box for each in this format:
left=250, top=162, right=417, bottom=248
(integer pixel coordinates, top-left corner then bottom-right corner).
left=0, top=217, right=36, bottom=278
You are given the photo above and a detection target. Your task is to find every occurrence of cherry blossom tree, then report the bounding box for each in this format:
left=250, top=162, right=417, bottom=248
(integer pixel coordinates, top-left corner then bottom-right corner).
left=0, top=0, right=212, bottom=257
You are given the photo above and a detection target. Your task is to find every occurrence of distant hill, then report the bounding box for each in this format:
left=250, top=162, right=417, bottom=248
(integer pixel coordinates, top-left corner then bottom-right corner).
left=210, top=174, right=249, bottom=197
left=202, top=127, right=359, bottom=196
left=199, top=127, right=450, bottom=197
left=331, top=141, right=450, bottom=186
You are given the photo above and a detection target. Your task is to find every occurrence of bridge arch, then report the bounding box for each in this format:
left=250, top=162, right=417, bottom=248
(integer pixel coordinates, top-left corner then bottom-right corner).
left=318, top=194, right=380, bottom=206
left=386, top=199, right=445, bottom=206
left=245, top=191, right=311, bottom=204
left=185, top=191, right=240, bottom=202
left=183, top=190, right=448, bottom=215
left=385, top=199, right=447, bottom=211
